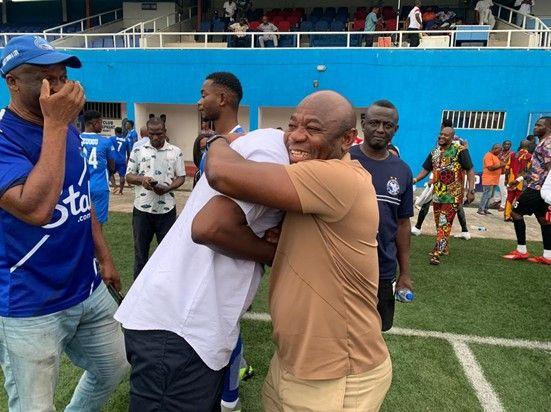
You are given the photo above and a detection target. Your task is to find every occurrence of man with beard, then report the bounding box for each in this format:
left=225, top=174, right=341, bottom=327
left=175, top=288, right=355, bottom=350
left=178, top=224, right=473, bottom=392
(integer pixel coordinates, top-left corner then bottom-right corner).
left=412, top=127, right=476, bottom=265
left=205, top=90, right=391, bottom=411
left=350, top=100, right=414, bottom=331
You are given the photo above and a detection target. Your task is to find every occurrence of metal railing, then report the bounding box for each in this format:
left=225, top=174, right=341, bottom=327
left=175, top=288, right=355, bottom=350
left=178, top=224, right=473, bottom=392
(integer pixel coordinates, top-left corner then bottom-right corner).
left=494, top=2, right=549, bottom=30
left=2, top=28, right=549, bottom=50
left=119, top=7, right=197, bottom=37
left=43, top=8, right=123, bottom=36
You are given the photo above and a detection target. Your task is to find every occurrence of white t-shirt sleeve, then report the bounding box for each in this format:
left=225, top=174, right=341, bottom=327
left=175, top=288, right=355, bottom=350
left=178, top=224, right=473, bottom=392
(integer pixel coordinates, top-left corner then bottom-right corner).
left=541, top=171, right=551, bottom=204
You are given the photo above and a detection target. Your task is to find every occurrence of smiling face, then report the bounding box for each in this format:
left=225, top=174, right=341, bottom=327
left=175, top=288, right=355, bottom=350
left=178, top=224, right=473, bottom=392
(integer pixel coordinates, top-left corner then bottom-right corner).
left=438, top=127, right=455, bottom=147
left=284, top=93, right=356, bottom=164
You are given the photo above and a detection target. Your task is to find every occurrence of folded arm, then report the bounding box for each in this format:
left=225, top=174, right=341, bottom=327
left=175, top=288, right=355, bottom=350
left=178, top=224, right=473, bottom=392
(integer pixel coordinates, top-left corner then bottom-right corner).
left=205, top=138, right=301, bottom=212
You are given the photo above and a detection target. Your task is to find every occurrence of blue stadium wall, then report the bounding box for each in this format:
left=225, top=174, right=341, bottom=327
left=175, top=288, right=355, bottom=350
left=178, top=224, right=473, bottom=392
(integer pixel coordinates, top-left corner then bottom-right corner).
left=1, top=49, right=549, bottom=171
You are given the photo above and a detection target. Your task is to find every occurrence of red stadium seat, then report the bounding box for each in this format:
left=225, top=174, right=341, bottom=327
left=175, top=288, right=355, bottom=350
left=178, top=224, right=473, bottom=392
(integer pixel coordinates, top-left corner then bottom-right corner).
left=384, top=19, right=397, bottom=30
left=294, top=8, right=305, bottom=18
left=353, top=19, right=365, bottom=31
left=273, top=16, right=284, bottom=26
left=287, top=15, right=300, bottom=28
left=249, top=21, right=260, bottom=31
left=277, top=20, right=291, bottom=32
left=354, top=10, right=368, bottom=20
left=382, top=6, right=395, bottom=20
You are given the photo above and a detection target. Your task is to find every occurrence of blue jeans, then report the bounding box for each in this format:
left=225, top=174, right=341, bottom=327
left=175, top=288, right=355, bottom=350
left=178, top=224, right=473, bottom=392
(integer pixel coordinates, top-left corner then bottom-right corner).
left=478, top=185, right=497, bottom=213
left=0, top=282, right=128, bottom=412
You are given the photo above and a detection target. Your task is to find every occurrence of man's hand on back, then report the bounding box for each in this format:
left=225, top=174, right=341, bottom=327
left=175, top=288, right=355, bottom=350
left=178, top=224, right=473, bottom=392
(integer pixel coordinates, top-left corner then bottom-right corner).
left=39, top=79, right=84, bottom=126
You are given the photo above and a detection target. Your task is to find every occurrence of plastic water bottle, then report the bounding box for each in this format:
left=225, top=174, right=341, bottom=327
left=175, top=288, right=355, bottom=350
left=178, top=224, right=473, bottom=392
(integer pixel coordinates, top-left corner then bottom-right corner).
left=395, top=288, right=414, bottom=303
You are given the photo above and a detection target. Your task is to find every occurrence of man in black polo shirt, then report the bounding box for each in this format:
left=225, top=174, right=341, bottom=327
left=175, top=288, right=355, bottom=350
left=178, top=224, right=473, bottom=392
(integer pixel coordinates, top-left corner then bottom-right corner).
left=350, top=100, right=414, bottom=331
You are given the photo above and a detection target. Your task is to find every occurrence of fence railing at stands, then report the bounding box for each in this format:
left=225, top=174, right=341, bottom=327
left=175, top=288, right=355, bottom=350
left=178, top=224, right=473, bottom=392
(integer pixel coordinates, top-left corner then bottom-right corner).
left=494, top=2, right=549, bottom=31
left=118, top=12, right=183, bottom=37
left=43, top=8, right=123, bottom=36
left=1, top=28, right=549, bottom=50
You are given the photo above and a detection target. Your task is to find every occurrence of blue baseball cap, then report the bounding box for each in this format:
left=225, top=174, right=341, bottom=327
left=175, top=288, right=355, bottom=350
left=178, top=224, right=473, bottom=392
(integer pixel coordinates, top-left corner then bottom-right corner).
left=1, top=35, right=81, bottom=78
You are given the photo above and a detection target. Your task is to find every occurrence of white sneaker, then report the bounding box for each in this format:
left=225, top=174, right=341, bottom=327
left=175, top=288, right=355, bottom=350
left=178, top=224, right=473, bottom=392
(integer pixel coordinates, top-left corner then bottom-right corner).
left=411, top=227, right=422, bottom=236
left=453, top=232, right=471, bottom=240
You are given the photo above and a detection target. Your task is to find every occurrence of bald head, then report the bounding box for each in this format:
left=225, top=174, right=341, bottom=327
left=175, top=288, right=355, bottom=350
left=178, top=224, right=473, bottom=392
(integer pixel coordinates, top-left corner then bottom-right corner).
left=139, top=126, right=148, bottom=138
left=298, top=91, right=356, bottom=137
left=520, top=139, right=531, bottom=150
left=285, top=91, right=358, bottom=163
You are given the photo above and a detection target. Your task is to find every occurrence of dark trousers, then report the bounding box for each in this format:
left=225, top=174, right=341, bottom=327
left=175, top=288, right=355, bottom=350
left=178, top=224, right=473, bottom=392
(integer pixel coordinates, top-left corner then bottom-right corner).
left=416, top=201, right=468, bottom=233
left=408, top=29, right=420, bottom=47
left=124, top=329, right=227, bottom=412
left=377, top=279, right=395, bottom=331
left=132, top=207, right=176, bottom=279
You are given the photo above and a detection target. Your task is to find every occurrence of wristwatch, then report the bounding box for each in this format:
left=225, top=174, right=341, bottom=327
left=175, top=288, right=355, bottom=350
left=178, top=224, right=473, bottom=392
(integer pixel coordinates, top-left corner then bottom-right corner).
left=205, top=134, right=228, bottom=150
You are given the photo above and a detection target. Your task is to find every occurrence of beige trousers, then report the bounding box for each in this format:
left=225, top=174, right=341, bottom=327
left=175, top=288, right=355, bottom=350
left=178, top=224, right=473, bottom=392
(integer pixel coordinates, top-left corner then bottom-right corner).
left=262, top=353, right=392, bottom=412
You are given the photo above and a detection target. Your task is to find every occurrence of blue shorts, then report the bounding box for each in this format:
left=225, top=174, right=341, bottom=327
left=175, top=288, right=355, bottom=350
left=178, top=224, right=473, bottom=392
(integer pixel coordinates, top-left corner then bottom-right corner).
left=91, top=191, right=109, bottom=224
left=115, top=162, right=126, bottom=177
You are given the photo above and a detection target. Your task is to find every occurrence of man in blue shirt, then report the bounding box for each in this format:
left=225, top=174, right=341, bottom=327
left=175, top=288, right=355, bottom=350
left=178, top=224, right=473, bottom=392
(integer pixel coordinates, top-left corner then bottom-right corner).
left=80, top=110, right=116, bottom=224
left=350, top=100, right=414, bottom=331
left=0, top=35, right=127, bottom=411
left=125, top=119, right=138, bottom=148
left=110, top=126, right=131, bottom=194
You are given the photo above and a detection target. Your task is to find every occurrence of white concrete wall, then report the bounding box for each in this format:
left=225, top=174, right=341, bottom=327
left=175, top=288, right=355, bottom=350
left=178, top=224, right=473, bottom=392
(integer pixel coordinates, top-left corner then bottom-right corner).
left=134, top=103, right=250, bottom=161
left=123, top=1, right=177, bottom=27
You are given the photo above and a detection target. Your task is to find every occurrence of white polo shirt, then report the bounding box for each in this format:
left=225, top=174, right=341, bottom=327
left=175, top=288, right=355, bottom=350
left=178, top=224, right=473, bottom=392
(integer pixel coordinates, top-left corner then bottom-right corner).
left=408, top=6, right=423, bottom=29
left=115, top=128, right=289, bottom=370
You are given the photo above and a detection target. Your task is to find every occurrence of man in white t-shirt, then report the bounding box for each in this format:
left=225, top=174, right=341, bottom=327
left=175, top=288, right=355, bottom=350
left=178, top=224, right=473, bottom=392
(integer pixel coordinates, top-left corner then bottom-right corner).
left=405, top=0, right=423, bottom=47
left=515, top=0, right=535, bottom=27
left=223, top=0, right=238, bottom=22
left=115, top=128, right=289, bottom=411
left=475, top=0, right=496, bottom=29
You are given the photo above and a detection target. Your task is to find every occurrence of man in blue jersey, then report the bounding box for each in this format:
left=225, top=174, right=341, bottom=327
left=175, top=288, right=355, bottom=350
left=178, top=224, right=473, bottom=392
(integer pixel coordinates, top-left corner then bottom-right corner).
left=125, top=119, right=138, bottom=148
left=81, top=110, right=116, bottom=224
left=111, top=126, right=131, bottom=194
left=0, top=35, right=127, bottom=411
left=350, top=100, right=414, bottom=331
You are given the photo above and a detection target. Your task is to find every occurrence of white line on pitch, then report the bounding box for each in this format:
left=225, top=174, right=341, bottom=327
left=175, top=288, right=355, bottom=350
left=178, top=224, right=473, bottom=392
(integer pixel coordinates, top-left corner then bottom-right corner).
left=243, top=312, right=551, bottom=351
left=451, top=341, right=504, bottom=412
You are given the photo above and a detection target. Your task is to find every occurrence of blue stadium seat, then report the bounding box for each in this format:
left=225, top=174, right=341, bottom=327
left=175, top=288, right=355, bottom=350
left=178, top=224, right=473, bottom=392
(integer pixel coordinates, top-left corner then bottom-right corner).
left=300, top=21, right=313, bottom=31
left=337, top=7, right=349, bottom=17
left=311, top=21, right=329, bottom=47
left=321, top=16, right=334, bottom=24
left=279, top=34, right=297, bottom=47
left=103, top=37, right=114, bottom=48
left=314, top=20, right=329, bottom=31
left=200, top=21, right=211, bottom=32
left=335, top=14, right=348, bottom=24
left=311, top=7, right=323, bottom=18
left=325, top=7, right=336, bottom=19
left=330, top=21, right=345, bottom=32
left=308, top=15, right=320, bottom=25
left=212, top=20, right=226, bottom=42
left=91, top=39, right=103, bottom=48
left=115, top=37, right=124, bottom=48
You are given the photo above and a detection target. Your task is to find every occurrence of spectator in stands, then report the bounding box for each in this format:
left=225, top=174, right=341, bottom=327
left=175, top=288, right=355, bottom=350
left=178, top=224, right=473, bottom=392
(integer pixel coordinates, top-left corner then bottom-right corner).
left=505, top=139, right=533, bottom=221
left=350, top=100, right=414, bottom=332
left=237, top=0, right=253, bottom=16
left=126, top=117, right=186, bottom=278
left=405, top=0, right=423, bottom=47
left=364, top=6, right=381, bottom=47
left=223, top=0, right=238, bottom=23
left=111, top=126, right=131, bottom=195
left=478, top=143, right=505, bottom=215
left=412, top=126, right=476, bottom=265
left=515, top=0, right=535, bottom=27
left=229, top=17, right=250, bottom=48
left=258, top=15, right=279, bottom=47
left=492, top=139, right=513, bottom=212
left=0, top=35, right=127, bottom=411
left=504, top=116, right=551, bottom=265
left=125, top=119, right=138, bottom=147
left=204, top=90, right=391, bottom=411
left=475, top=0, right=496, bottom=29
left=80, top=110, right=116, bottom=225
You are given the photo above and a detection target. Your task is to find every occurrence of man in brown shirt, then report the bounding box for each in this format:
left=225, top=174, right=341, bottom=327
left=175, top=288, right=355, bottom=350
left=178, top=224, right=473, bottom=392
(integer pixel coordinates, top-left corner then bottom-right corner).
left=205, top=90, right=391, bottom=411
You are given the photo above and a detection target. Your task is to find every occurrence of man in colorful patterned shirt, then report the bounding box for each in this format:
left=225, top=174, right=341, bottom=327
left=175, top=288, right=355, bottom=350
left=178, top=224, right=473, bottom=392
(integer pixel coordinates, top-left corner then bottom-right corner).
left=504, top=116, right=551, bottom=265
left=413, top=126, right=475, bottom=265
left=504, top=140, right=533, bottom=221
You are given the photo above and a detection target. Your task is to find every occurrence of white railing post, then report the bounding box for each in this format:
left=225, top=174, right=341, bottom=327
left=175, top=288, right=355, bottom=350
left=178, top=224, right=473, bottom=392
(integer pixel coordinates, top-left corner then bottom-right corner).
left=84, top=34, right=88, bottom=48
left=399, top=31, right=403, bottom=47
left=99, top=15, right=102, bottom=26
left=346, top=32, right=350, bottom=47
left=204, top=33, right=208, bottom=48
left=160, top=33, right=163, bottom=48
left=251, top=33, right=255, bottom=48
left=297, top=32, right=301, bottom=48
left=154, top=20, right=157, bottom=32
left=507, top=30, right=512, bottom=47
left=81, top=20, right=84, bottom=32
